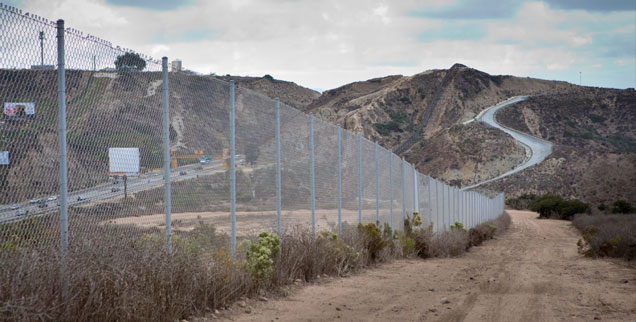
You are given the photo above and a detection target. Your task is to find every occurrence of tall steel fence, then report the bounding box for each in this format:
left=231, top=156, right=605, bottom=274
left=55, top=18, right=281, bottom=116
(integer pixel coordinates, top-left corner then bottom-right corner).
left=0, top=5, right=505, bottom=258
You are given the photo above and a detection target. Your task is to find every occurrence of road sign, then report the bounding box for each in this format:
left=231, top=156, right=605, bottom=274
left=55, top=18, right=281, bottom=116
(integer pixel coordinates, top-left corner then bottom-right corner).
left=0, top=151, right=8, bottom=165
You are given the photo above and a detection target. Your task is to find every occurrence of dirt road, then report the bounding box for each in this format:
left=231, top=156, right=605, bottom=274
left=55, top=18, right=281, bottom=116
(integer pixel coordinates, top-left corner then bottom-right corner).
left=218, top=210, right=635, bottom=322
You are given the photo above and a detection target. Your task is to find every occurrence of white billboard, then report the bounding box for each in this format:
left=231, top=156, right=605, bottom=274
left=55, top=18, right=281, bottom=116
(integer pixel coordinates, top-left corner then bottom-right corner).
left=0, top=151, right=8, bottom=165
left=4, top=102, right=35, bottom=120
left=108, top=148, right=140, bottom=175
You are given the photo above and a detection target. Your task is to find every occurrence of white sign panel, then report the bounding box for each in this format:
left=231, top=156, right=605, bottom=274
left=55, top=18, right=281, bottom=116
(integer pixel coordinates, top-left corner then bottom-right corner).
left=109, top=148, right=140, bottom=175
left=0, top=151, right=8, bottom=165
left=4, top=102, right=35, bottom=117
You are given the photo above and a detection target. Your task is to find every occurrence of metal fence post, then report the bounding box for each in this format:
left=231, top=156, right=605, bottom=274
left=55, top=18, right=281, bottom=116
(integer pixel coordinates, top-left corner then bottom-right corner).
left=401, top=157, right=406, bottom=223
left=427, top=176, right=432, bottom=227
left=309, top=113, right=316, bottom=237
left=358, top=134, right=362, bottom=223
left=435, top=179, right=440, bottom=232
left=412, top=165, right=418, bottom=216
left=229, top=81, right=236, bottom=255
left=389, top=150, right=393, bottom=232
left=56, top=19, right=69, bottom=318
left=275, top=98, right=282, bottom=236
left=337, top=126, right=342, bottom=236
left=161, top=57, right=172, bottom=254
left=442, top=182, right=446, bottom=231
left=375, top=142, right=379, bottom=223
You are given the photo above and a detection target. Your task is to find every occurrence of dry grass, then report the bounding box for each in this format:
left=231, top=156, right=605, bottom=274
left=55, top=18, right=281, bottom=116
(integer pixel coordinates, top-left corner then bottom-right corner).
left=572, top=213, right=636, bottom=260
left=0, top=213, right=512, bottom=321
left=0, top=226, right=250, bottom=322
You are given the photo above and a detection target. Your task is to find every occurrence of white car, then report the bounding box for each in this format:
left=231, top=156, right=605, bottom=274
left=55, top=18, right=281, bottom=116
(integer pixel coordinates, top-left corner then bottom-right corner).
left=47, top=196, right=58, bottom=201
left=29, top=199, right=41, bottom=204
left=16, top=209, right=27, bottom=216
left=10, top=204, right=20, bottom=210
left=77, top=196, right=87, bottom=201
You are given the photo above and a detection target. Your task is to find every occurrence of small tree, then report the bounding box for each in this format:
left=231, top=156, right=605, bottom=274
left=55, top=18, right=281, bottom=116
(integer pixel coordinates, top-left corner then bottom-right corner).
left=245, top=141, right=259, bottom=166
left=114, top=52, right=146, bottom=71
left=611, top=200, right=634, bottom=214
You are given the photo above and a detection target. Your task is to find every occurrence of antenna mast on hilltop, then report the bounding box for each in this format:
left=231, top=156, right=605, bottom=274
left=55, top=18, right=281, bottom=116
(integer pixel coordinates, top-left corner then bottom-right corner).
left=39, top=31, right=45, bottom=65
left=579, top=71, right=582, bottom=86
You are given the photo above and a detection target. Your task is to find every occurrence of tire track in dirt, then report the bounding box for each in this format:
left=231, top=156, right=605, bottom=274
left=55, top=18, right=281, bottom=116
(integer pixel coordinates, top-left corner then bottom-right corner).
left=208, top=210, right=635, bottom=322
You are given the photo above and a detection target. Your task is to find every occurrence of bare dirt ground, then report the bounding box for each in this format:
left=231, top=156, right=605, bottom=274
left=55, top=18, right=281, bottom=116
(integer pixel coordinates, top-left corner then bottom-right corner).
left=108, top=208, right=394, bottom=237
left=211, top=210, right=635, bottom=322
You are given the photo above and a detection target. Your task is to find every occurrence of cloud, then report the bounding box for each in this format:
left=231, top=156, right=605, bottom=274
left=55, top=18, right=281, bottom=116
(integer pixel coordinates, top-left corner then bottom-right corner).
left=409, top=0, right=523, bottom=19
left=4, top=0, right=635, bottom=90
left=106, top=0, right=194, bottom=11
left=543, top=0, right=636, bottom=12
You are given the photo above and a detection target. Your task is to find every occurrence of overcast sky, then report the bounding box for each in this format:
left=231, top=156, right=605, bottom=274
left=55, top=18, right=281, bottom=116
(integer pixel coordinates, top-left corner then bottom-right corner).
left=5, top=0, right=636, bottom=91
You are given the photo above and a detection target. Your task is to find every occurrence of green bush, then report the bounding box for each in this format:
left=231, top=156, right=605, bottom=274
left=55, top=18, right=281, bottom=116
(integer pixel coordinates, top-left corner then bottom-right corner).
left=450, top=221, right=467, bottom=232
left=531, top=194, right=589, bottom=220
left=611, top=200, right=634, bottom=214
left=245, top=232, right=281, bottom=282
left=357, top=222, right=388, bottom=262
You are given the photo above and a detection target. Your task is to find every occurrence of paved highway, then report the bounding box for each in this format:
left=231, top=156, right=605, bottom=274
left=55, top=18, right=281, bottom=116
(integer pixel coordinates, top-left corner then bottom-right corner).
left=0, top=159, right=236, bottom=224
left=462, top=96, right=553, bottom=190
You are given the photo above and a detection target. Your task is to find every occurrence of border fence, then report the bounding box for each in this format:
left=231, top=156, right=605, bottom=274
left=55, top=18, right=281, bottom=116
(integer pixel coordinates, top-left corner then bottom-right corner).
left=0, top=3, right=504, bottom=261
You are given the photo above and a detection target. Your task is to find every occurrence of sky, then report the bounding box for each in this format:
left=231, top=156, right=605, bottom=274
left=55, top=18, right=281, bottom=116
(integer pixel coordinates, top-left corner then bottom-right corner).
left=4, top=0, right=636, bottom=91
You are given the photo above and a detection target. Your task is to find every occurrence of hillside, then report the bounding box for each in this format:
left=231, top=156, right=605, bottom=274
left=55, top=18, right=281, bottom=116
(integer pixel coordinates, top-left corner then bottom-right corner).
left=305, top=64, right=577, bottom=186
left=218, top=74, right=320, bottom=110
left=305, top=64, right=635, bottom=205
left=0, top=70, right=317, bottom=204
left=2, top=66, right=634, bottom=207
left=488, top=88, right=636, bottom=206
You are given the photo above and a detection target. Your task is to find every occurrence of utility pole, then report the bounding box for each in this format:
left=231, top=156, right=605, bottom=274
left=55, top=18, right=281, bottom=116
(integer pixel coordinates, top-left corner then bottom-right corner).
left=579, top=72, right=582, bottom=86
left=39, top=31, right=45, bottom=65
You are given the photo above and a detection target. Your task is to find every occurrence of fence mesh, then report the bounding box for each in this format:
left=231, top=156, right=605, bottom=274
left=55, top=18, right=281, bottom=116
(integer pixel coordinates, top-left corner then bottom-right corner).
left=0, top=4, right=505, bottom=262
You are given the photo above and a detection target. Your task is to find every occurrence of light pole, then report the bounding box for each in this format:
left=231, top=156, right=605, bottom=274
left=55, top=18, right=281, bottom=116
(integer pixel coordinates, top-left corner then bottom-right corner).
left=39, top=31, right=45, bottom=65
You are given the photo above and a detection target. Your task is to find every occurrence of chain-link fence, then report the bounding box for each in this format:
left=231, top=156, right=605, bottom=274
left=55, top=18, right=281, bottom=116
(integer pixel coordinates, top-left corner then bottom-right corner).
left=0, top=4, right=505, bottom=260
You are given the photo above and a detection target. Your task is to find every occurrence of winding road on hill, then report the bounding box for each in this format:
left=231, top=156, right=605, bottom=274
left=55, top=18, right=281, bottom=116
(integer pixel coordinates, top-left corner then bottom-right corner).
left=215, top=210, right=636, bottom=322
left=462, top=96, right=553, bottom=190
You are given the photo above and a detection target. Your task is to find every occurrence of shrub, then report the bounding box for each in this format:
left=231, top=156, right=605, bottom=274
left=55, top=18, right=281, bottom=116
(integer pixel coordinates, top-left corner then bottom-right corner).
left=450, top=221, right=467, bottom=232
left=611, top=200, right=634, bottom=214
left=413, top=224, right=434, bottom=258
left=429, top=229, right=469, bottom=257
left=245, top=232, right=281, bottom=283
left=505, top=193, right=538, bottom=210
left=357, top=222, right=388, bottom=263
left=532, top=194, right=563, bottom=218
left=573, top=214, right=636, bottom=260
left=532, top=194, right=589, bottom=220
left=317, top=231, right=359, bottom=275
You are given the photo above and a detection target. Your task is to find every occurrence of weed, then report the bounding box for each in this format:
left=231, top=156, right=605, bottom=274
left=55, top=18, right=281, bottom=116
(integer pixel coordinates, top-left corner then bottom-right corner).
left=245, top=232, right=281, bottom=283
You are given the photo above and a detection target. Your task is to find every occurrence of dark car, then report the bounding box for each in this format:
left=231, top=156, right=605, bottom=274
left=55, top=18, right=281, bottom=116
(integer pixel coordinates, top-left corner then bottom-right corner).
left=38, top=202, right=48, bottom=208
left=111, top=187, right=120, bottom=192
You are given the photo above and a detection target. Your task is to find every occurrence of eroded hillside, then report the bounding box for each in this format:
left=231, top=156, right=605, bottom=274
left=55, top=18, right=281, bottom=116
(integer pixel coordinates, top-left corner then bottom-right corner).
left=305, top=64, right=579, bottom=187
left=489, top=88, right=636, bottom=206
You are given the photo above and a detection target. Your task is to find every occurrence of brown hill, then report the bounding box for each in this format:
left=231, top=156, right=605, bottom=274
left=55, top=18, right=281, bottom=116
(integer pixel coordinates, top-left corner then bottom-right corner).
left=305, top=64, right=635, bottom=206
left=489, top=88, right=636, bottom=206
left=218, top=74, right=320, bottom=110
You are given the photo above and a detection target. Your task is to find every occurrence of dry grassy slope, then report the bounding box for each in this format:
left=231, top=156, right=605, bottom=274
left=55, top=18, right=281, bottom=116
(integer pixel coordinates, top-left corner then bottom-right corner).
left=305, top=64, right=579, bottom=186
left=0, top=70, right=318, bottom=203
left=219, top=75, right=320, bottom=110
left=490, top=88, right=636, bottom=206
